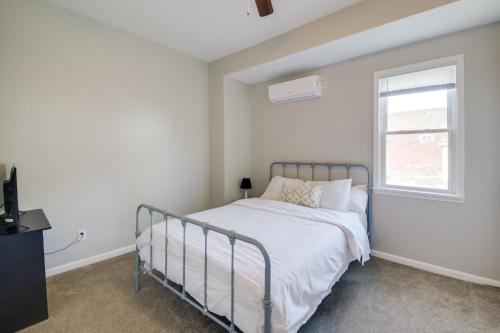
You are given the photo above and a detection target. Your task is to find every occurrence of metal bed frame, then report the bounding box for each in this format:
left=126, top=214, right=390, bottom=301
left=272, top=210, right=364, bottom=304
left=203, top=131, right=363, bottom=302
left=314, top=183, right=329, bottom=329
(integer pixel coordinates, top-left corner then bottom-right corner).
left=269, top=162, right=372, bottom=240
left=135, top=162, right=371, bottom=333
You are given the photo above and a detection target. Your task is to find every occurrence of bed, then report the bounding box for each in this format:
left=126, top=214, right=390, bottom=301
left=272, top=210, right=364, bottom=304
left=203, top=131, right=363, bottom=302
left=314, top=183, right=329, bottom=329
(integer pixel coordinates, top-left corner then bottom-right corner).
left=135, top=162, right=371, bottom=333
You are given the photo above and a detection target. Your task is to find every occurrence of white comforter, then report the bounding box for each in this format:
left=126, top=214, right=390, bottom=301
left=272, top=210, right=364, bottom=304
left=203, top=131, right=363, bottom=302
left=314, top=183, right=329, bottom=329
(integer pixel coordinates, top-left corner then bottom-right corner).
left=136, top=198, right=370, bottom=333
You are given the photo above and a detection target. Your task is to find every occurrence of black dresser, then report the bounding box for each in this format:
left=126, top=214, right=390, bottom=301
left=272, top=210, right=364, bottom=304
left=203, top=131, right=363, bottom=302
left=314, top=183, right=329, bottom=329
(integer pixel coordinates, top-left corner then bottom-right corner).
left=0, top=210, right=51, bottom=332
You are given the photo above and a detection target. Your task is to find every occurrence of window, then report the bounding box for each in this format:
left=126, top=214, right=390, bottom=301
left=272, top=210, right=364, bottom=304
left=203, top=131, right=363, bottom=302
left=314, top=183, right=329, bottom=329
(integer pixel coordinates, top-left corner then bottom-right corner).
left=374, top=55, right=464, bottom=202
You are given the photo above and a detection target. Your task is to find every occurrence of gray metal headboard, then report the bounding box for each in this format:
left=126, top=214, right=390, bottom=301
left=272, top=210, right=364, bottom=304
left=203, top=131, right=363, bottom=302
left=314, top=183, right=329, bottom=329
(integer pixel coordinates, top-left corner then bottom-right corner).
left=270, top=161, right=372, bottom=242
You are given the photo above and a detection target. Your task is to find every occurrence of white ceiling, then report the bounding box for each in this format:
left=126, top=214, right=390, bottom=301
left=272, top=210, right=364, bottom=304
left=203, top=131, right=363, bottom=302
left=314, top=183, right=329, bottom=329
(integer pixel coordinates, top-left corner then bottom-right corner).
left=45, top=0, right=362, bottom=62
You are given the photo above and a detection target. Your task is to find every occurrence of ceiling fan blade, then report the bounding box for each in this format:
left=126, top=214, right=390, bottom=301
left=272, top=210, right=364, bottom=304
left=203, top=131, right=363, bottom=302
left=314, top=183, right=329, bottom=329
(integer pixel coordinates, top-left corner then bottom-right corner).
left=255, top=0, right=273, bottom=17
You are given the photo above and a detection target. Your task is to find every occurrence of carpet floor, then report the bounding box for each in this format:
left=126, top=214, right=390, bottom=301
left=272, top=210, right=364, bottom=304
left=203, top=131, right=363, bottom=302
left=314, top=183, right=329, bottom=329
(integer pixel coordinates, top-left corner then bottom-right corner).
left=22, top=253, right=500, bottom=333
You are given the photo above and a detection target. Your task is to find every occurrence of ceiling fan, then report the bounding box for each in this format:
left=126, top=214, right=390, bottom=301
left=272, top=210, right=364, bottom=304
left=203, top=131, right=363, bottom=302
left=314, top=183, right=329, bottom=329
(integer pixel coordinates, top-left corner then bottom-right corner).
left=247, top=0, right=274, bottom=17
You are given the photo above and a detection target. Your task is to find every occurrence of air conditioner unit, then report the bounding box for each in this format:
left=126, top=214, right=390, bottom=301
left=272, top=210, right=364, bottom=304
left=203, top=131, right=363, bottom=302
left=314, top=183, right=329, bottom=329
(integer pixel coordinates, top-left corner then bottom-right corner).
left=268, top=75, right=322, bottom=104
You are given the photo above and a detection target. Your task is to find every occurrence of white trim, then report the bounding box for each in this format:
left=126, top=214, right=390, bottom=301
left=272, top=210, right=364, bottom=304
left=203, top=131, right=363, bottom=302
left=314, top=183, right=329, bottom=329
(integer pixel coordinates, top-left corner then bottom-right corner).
left=373, top=55, right=465, bottom=203
left=45, top=244, right=136, bottom=278
left=374, top=55, right=463, bottom=80
left=44, top=245, right=500, bottom=287
left=371, top=250, right=500, bottom=288
left=373, top=187, right=465, bottom=203
left=455, top=54, right=465, bottom=203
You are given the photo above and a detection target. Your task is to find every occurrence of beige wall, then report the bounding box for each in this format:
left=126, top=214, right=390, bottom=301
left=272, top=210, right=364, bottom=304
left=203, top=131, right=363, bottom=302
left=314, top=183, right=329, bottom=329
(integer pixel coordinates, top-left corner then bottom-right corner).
left=0, top=0, right=210, bottom=269
left=249, top=22, right=500, bottom=281
left=224, top=79, right=253, bottom=202
left=1, top=0, right=496, bottom=283
left=209, top=0, right=455, bottom=207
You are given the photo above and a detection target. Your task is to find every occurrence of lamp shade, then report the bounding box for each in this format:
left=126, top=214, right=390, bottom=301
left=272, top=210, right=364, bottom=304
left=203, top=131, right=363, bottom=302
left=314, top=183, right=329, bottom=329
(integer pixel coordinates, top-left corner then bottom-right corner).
left=240, top=178, right=252, bottom=190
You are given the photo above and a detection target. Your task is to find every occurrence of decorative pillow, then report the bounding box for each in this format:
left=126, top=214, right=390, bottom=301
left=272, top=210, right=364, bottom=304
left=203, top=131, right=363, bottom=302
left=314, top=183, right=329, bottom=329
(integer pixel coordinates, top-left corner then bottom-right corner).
left=279, top=183, right=323, bottom=208
left=261, top=176, right=305, bottom=200
left=348, top=184, right=368, bottom=213
left=306, top=179, right=352, bottom=211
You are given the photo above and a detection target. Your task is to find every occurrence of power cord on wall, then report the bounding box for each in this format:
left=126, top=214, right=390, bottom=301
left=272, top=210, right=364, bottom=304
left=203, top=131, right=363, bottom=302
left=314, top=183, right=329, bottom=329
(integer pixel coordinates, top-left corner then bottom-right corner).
left=44, top=231, right=85, bottom=255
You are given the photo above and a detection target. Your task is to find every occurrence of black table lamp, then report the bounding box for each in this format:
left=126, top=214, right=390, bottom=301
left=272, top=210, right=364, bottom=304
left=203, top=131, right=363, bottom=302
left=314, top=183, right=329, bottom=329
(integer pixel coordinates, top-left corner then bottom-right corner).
left=240, top=178, right=252, bottom=199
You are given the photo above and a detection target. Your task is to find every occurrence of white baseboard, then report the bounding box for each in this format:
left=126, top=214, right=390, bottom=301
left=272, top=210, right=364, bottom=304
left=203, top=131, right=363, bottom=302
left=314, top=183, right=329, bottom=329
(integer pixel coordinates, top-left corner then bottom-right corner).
left=371, top=250, right=500, bottom=288
left=44, top=246, right=500, bottom=288
left=45, top=244, right=136, bottom=278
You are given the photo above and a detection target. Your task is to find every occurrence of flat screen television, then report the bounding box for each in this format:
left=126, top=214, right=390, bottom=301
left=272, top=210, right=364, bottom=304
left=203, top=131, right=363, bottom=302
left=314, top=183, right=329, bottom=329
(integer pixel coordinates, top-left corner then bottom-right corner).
left=2, top=166, right=19, bottom=223
left=0, top=164, right=5, bottom=205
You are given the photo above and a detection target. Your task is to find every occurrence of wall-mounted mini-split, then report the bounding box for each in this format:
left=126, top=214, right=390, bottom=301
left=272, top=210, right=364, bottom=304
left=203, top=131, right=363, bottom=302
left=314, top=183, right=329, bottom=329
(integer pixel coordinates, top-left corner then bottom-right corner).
left=268, top=75, right=322, bottom=104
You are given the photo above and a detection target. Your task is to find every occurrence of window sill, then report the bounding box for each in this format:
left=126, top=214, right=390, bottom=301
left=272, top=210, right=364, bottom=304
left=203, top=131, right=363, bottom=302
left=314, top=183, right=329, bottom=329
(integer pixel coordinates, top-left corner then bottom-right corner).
left=373, top=187, right=465, bottom=203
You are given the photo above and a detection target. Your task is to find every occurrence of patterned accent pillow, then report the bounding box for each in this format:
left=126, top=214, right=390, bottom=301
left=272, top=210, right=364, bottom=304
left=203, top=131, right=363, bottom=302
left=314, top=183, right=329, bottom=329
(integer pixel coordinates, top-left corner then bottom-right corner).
left=280, top=183, right=323, bottom=208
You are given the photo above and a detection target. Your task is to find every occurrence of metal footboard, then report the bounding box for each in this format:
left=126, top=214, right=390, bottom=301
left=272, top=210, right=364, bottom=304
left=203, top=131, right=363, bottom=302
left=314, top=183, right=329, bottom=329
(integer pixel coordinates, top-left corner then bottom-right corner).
left=135, top=204, right=272, bottom=333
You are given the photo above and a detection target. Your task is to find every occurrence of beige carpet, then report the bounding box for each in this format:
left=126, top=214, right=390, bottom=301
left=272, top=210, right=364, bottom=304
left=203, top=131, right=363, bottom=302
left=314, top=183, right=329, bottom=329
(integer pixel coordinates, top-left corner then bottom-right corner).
left=23, top=253, right=500, bottom=333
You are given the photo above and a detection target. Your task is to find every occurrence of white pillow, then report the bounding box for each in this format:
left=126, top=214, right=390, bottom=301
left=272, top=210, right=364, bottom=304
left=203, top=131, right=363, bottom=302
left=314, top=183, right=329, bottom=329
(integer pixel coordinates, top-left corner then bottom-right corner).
left=261, top=176, right=305, bottom=200
left=348, top=184, right=368, bottom=213
left=306, top=179, right=352, bottom=211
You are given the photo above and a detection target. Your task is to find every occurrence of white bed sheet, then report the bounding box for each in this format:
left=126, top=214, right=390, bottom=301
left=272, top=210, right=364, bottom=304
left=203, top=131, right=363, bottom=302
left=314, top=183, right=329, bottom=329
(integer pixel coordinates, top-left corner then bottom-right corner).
left=136, top=198, right=370, bottom=333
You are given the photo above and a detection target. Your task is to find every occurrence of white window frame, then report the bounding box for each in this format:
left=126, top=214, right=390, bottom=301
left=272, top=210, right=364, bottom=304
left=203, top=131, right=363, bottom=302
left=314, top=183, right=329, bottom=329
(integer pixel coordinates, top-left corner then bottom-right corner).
left=373, top=55, right=465, bottom=203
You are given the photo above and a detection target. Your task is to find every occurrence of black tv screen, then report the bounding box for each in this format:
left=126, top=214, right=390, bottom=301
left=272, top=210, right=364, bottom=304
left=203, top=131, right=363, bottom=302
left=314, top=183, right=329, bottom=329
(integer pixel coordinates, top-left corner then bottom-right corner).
left=3, top=166, right=19, bottom=223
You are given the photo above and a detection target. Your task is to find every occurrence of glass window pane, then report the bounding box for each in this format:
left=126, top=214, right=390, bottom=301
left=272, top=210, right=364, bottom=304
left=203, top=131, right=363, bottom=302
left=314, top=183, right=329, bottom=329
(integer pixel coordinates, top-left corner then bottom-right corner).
left=386, top=90, right=448, bottom=131
left=385, top=132, right=448, bottom=190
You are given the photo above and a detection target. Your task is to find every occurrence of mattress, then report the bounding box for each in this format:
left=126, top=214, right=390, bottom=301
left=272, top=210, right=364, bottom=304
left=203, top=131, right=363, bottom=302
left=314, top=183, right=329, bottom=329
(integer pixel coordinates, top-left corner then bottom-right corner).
left=136, top=198, right=370, bottom=333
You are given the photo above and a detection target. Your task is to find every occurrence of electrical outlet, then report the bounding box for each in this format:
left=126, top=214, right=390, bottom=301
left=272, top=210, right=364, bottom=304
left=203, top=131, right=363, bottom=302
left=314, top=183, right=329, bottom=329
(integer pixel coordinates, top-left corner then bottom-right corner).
left=78, top=229, right=87, bottom=241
